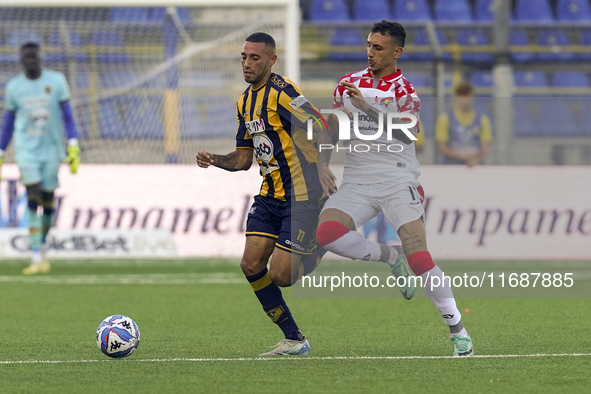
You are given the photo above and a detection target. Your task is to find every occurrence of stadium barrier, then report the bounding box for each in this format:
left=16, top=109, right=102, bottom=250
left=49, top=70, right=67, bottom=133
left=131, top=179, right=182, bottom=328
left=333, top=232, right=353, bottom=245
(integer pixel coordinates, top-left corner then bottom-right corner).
left=0, top=164, right=588, bottom=260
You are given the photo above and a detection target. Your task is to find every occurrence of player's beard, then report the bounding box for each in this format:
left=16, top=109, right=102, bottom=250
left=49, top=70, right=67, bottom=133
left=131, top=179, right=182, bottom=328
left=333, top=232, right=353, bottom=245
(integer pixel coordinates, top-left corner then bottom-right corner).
left=368, top=59, right=395, bottom=77
left=368, top=65, right=380, bottom=76
left=244, top=72, right=265, bottom=87
left=243, top=70, right=257, bottom=84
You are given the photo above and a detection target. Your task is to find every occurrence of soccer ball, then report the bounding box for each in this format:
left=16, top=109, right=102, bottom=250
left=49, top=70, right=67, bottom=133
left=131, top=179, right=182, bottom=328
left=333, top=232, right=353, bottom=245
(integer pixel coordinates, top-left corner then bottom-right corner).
left=96, top=315, right=140, bottom=358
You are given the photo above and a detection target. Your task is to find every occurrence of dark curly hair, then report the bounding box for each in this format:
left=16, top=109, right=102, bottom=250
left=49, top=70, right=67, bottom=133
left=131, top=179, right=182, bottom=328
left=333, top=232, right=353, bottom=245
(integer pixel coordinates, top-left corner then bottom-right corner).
left=369, top=20, right=406, bottom=48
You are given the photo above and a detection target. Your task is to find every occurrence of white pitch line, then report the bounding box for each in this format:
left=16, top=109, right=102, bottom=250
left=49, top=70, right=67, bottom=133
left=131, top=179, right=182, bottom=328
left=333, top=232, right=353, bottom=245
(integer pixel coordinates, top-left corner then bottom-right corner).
left=2, top=353, right=591, bottom=365
left=0, top=272, right=245, bottom=285
left=32, top=259, right=241, bottom=267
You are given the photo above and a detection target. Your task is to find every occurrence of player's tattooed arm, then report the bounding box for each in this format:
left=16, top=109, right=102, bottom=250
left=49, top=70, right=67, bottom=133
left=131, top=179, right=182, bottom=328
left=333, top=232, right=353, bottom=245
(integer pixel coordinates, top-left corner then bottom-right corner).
left=196, top=149, right=253, bottom=171
left=212, top=149, right=253, bottom=171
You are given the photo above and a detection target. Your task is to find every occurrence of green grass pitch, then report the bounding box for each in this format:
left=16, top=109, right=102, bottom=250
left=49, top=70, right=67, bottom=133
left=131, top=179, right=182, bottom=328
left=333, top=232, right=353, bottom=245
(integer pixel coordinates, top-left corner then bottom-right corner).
left=1, top=258, right=590, bottom=393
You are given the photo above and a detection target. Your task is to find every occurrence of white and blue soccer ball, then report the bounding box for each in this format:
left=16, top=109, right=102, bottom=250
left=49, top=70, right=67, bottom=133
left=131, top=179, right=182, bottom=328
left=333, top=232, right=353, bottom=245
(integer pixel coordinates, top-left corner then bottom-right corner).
left=96, top=315, right=140, bottom=358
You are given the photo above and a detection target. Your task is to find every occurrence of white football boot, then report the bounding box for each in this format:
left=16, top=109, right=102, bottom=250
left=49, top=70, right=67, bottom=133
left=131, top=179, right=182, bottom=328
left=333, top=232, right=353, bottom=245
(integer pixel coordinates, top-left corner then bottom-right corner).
left=258, top=337, right=310, bottom=356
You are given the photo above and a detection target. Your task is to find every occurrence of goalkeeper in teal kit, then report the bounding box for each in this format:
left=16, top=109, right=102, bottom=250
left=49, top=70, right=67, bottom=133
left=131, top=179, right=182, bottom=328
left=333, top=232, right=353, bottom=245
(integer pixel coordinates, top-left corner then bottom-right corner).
left=0, top=42, right=80, bottom=274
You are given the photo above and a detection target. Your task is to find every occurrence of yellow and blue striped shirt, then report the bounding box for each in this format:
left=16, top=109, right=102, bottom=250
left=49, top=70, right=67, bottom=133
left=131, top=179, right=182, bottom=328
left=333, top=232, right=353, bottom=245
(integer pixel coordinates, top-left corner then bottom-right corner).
left=235, top=73, right=322, bottom=202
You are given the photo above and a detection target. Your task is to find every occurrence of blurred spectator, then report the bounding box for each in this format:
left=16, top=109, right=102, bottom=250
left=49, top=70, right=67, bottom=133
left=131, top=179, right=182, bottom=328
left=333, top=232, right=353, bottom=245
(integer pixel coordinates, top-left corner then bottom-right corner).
left=415, top=126, right=425, bottom=153
left=435, top=82, right=492, bottom=166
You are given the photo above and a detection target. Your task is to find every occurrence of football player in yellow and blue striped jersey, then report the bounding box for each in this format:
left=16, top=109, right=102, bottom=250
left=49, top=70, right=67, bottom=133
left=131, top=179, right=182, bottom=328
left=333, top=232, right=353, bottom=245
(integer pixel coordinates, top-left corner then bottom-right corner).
left=197, top=32, right=328, bottom=357
left=436, top=82, right=492, bottom=166
left=235, top=72, right=323, bottom=203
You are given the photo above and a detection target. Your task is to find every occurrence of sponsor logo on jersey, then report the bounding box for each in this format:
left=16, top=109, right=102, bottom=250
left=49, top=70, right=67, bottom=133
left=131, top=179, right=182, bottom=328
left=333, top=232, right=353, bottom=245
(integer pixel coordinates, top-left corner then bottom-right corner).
left=245, top=118, right=265, bottom=134
left=357, top=113, right=373, bottom=122
left=22, top=96, right=49, bottom=108
left=254, top=134, right=274, bottom=163
left=380, top=97, right=394, bottom=106
left=27, top=109, right=50, bottom=124
left=289, top=95, right=308, bottom=110
left=27, top=108, right=50, bottom=132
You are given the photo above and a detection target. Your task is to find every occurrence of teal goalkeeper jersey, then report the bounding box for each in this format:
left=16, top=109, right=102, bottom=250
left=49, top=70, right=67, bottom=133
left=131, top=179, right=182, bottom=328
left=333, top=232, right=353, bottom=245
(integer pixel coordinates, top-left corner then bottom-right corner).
left=4, top=69, right=71, bottom=162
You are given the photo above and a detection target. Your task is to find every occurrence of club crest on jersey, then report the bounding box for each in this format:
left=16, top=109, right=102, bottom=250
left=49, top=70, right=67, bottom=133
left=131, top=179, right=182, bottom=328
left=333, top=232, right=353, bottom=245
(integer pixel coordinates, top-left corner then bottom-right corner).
left=245, top=118, right=265, bottom=134
left=256, top=105, right=263, bottom=117
left=254, top=134, right=274, bottom=163
left=45, top=86, right=51, bottom=94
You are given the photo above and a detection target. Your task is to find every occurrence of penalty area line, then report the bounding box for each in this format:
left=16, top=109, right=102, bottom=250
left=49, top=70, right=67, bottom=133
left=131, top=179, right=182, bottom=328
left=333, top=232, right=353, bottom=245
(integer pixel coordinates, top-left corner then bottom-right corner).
left=2, top=353, right=591, bottom=365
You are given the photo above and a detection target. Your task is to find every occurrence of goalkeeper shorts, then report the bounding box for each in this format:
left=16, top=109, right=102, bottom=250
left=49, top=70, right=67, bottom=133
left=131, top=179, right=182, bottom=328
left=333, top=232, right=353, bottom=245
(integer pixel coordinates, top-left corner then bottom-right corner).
left=17, top=158, right=61, bottom=191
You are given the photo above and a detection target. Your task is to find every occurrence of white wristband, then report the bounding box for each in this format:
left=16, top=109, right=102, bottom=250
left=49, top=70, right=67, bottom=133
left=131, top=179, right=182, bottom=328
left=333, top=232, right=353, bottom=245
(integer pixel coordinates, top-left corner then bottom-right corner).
left=68, top=138, right=79, bottom=146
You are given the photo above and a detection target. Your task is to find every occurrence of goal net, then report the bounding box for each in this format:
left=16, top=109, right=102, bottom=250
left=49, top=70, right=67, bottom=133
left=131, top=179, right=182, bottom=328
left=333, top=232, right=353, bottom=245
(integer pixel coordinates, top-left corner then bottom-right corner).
left=0, top=3, right=296, bottom=163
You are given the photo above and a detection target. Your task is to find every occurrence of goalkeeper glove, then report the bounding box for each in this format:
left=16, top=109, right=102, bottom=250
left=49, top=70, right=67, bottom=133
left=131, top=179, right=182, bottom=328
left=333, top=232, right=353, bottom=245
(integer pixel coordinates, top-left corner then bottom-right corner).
left=66, top=144, right=80, bottom=174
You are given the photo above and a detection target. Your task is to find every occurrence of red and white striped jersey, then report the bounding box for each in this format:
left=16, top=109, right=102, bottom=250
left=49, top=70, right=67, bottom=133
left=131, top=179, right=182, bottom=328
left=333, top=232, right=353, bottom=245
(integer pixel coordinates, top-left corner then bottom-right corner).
left=332, top=68, right=422, bottom=184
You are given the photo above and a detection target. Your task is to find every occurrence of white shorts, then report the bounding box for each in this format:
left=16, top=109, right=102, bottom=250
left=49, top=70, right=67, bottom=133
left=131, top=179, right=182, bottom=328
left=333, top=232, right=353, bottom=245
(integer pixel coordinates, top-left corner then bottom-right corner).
left=322, top=180, right=425, bottom=232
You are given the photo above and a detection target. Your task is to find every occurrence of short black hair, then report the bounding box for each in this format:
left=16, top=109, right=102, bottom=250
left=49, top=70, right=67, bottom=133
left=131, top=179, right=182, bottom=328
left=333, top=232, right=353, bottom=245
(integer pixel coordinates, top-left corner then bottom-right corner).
left=20, top=41, right=40, bottom=52
left=455, top=81, right=474, bottom=96
left=245, top=32, right=276, bottom=51
left=370, top=20, right=406, bottom=48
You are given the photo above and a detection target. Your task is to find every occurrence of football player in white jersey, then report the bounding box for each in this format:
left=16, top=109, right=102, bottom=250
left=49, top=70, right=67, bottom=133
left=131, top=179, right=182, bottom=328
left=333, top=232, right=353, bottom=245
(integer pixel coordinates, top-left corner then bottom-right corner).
left=315, top=21, right=473, bottom=357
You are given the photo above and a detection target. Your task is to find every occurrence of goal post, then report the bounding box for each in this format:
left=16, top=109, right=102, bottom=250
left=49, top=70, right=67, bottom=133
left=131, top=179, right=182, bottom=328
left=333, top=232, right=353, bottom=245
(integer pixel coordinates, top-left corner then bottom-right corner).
left=0, top=0, right=300, bottom=163
left=0, top=0, right=300, bottom=84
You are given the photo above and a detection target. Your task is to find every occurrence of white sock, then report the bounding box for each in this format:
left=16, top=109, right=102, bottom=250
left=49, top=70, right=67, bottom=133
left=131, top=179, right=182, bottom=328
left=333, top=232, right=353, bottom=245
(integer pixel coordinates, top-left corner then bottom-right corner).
left=324, top=230, right=382, bottom=261
left=32, top=251, right=43, bottom=265
left=385, top=246, right=400, bottom=266
left=420, top=266, right=461, bottom=326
